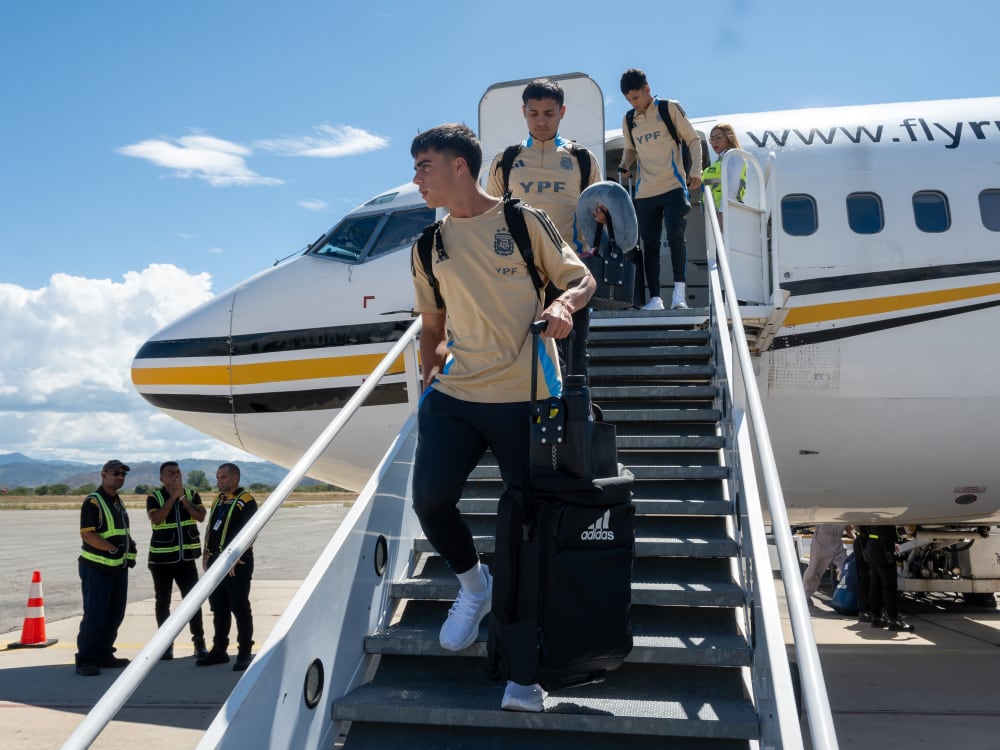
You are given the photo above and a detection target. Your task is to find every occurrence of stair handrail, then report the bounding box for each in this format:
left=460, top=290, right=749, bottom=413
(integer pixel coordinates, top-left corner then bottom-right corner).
left=704, top=162, right=839, bottom=750
left=60, top=315, right=424, bottom=750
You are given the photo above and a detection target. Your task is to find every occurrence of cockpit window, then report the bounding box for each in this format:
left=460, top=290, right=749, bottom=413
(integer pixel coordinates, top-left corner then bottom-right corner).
left=369, top=207, right=436, bottom=259
left=310, top=214, right=382, bottom=262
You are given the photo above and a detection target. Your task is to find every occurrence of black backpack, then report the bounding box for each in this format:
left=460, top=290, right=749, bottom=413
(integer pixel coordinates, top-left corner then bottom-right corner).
left=497, top=142, right=592, bottom=194
left=413, top=193, right=545, bottom=310
left=625, top=99, right=702, bottom=177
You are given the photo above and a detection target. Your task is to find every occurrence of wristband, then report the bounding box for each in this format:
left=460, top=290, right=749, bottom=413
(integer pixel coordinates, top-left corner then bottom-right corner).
left=551, top=299, right=572, bottom=315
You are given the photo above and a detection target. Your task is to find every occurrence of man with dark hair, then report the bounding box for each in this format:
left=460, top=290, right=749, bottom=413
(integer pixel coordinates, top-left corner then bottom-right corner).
left=619, top=67, right=702, bottom=310
left=146, top=461, right=208, bottom=660
left=486, top=78, right=602, bottom=378
left=410, top=123, right=595, bottom=711
left=75, top=460, right=137, bottom=676
left=197, top=462, right=258, bottom=671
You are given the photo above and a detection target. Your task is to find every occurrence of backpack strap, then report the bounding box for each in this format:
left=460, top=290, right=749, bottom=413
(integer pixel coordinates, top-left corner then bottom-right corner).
left=499, top=144, right=522, bottom=193
left=413, top=221, right=445, bottom=309
left=502, top=192, right=545, bottom=300
left=657, top=99, right=682, bottom=147
left=564, top=142, right=591, bottom=192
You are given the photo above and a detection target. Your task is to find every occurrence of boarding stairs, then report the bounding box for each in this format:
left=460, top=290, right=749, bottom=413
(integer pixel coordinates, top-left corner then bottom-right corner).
left=333, top=309, right=776, bottom=749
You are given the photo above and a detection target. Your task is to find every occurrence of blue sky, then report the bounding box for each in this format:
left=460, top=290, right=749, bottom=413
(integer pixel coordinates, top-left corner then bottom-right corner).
left=0, top=0, right=997, bottom=466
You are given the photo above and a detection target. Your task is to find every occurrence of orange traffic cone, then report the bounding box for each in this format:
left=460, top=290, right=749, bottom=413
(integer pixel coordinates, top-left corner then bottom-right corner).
left=7, top=570, right=58, bottom=649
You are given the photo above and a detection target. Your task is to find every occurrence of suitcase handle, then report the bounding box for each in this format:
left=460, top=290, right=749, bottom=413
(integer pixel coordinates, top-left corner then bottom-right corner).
left=528, top=320, right=575, bottom=406
left=590, top=209, right=616, bottom=250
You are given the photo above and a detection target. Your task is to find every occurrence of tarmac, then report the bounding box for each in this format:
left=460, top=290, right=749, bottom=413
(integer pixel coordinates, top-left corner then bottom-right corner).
left=2, top=508, right=1000, bottom=748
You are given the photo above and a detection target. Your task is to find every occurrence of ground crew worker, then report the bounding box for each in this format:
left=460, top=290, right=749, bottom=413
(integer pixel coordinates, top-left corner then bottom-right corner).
left=75, top=459, right=137, bottom=676
left=802, top=524, right=852, bottom=600
left=854, top=525, right=872, bottom=623
left=197, top=462, right=258, bottom=671
left=147, top=460, right=208, bottom=660
left=865, top=525, right=914, bottom=632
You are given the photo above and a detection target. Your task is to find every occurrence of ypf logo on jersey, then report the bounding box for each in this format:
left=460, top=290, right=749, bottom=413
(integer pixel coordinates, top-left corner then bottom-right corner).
left=494, top=228, right=515, bottom=256
left=580, top=509, right=615, bottom=542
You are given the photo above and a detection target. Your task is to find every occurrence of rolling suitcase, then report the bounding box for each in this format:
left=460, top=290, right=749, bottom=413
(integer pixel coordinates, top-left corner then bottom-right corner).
left=487, top=321, right=635, bottom=691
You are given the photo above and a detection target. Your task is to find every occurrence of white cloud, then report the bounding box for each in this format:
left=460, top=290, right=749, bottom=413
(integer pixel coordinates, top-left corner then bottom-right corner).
left=0, top=265, right=245, bottom=463
left=299, top=199, right=327, bottom=212
left=208, top=247, right=224, bottom=254
left=255, top=124, right=389, bottom=158
left=116, top=132, right=283, bottom=187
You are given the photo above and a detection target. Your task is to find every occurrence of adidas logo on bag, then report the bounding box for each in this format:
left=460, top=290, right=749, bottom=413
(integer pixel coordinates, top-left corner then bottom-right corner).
left=580, top=510, right=615, bottom=542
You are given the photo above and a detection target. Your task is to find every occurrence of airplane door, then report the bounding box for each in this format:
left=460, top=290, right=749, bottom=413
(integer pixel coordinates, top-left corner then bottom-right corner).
left=478, top=73, right=606, bottom=184
left=719, top=150, right=770, bottom=305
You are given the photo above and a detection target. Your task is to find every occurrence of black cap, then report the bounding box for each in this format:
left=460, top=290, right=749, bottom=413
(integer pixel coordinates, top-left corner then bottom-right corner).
left=102, top=459, right=131, bottom=473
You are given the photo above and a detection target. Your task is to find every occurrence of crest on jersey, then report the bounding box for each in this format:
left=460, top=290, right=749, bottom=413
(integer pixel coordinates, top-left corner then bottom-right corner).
left=494, top=229, right=515, bottom=256
left=560, top=156, right=573, bottom=171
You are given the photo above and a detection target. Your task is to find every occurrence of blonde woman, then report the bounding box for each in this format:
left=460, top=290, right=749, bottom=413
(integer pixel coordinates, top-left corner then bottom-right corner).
left=702, top=123, right=746, bottom=227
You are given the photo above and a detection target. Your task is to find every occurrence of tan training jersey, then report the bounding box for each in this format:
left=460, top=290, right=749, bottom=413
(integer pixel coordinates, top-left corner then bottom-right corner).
left=486, top=136, right=602, bottom=253
left=620, top=97, right=703, bottom=200
left=412, top=199, right=590, bottom=404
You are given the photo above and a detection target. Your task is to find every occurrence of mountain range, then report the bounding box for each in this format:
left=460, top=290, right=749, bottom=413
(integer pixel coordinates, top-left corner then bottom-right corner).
left=0, top=452, right=324, bottom=491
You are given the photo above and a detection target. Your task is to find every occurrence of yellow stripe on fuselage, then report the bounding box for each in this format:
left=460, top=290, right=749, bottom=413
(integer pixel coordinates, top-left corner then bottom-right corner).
left=131, top=353, right=406, bottom=387
left=783, top=282, right=1000, bottom=327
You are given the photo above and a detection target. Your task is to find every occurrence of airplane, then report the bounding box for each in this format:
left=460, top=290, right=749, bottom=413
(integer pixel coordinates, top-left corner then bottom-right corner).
left=131, top=72, right=1000, bottom=591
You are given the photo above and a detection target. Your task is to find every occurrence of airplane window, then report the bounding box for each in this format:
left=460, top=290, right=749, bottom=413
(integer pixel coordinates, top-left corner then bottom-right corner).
left=368, top=207, right=436, bottom=259
left=780, top=194, right=818, bottom=236
left=310, top=214, right=382, bottom=262
left=980, top=189, right=1000, bottom=232
left=913, top=191, right=951, bottom=233
left=846, top=192, right=884, bottom=234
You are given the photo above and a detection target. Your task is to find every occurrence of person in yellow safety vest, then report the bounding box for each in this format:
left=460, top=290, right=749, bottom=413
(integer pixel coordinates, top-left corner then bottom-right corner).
left=75, top=459, right=137, bottom=676
left=197, top=463, right=258, bottom=672
left=702, top=123, right=747, bottom=230
left=146, top=461, right=208, bottom=661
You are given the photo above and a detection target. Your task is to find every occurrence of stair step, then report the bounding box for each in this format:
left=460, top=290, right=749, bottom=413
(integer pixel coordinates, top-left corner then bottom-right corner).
left=391, top=555, right=742, bottom=609
left=591, top=384, right=718, bottom=400
left=457, top=496, right=732, bottom=517
left=343, top=722, right=754, bottom=750
left=603, top=408, right=721, bottom=423
left=589, top=328, right=710, bottom=345
left=590, top=345, right=713, bottom=360
left=589, top=364, right=716, bottom=380
left=367, top=602, right=749, bottom=667
left=334, top=658, right=759, bottom=740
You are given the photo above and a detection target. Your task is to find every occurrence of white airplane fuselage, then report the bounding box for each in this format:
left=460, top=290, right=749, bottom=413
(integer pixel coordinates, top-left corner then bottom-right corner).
left=131, top=92, right=1000, bottom=526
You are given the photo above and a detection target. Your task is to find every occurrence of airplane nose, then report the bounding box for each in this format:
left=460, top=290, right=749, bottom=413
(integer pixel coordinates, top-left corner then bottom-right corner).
left=131, top=289, right=240, bottom=444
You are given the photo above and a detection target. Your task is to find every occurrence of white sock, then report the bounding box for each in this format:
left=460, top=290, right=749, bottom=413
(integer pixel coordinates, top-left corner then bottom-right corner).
left=457, top=561, right=486, bottom=594
left=674, top=281, right=686, bottom=296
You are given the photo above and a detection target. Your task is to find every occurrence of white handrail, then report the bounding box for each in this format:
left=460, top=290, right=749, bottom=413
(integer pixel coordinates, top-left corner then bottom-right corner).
left=705, top=172, right=839, bottom=749
left=60, top=316, right=424, bottom=750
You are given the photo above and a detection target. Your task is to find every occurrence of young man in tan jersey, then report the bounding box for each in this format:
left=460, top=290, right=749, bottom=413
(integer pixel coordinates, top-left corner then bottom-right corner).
left=486, top=77, right=602, bottom=378
left=410, top=123, right=595, bottom=712
left=619, top=67, right=703, bottom=310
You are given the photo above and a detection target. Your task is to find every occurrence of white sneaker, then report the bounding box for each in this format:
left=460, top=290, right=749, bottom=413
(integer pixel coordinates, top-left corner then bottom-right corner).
left=670, top=289, right=689, bottom=309
left=439, top=566, right=492, bottom=651
left=641, top=296, right=664, bottom=311
left=501, top=681, right=545, bottom=712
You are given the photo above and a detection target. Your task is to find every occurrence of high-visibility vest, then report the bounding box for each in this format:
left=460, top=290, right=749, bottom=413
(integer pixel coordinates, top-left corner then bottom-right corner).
left=79, top=492, right=135, bottom=568
left=702, top=151, right=747, bottom=210
left=149, top=488, right=203, bottom=563
left=206, top=490, right=255, bottom=555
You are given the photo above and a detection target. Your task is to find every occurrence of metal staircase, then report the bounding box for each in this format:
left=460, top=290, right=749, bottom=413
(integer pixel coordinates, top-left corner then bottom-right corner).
left=332, top=308, right=776, bottom=749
